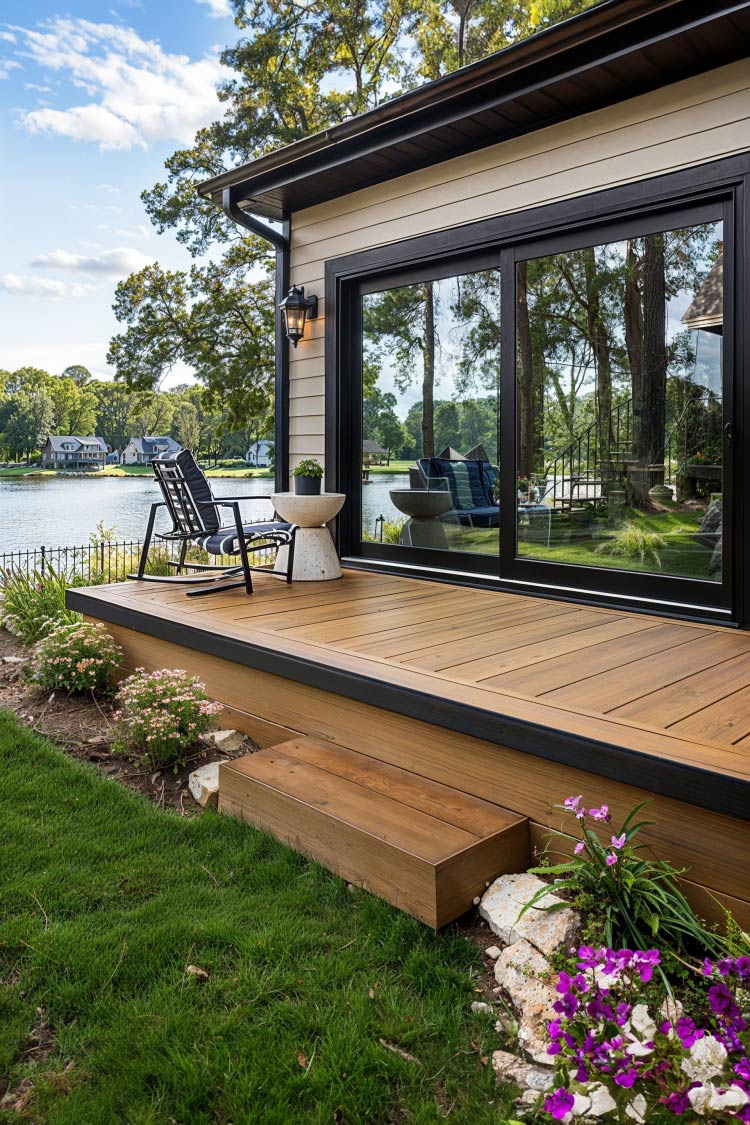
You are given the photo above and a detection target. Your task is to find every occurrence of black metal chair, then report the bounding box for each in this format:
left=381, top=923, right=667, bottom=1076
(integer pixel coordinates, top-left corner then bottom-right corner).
left=129, top=449, right=295, bottom=597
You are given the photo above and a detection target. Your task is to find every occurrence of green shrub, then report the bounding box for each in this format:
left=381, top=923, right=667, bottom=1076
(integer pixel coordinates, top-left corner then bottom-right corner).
left=594, top=521, right=666, bottom=567
left=293, top=458, right=324, bottom=478
left=30, top=621, right=122, bottom=696
left=523, top=795, right=724, bottom=959
left=0, top=567, right=82, bottom=644
left=363, top=518, right=406, bottom=544
left=113, top=668, right=223, bottom=769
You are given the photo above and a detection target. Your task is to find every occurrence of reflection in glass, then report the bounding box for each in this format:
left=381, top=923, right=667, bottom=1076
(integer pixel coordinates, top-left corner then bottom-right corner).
left=516, top=220, right=724, bottom=582
left=360, top=270, right=500, bottom=555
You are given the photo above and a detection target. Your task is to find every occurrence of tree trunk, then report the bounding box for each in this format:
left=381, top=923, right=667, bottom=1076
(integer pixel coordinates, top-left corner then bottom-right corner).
left=624, top=239, right=643, bottom=458
left=583, top=247, right=613, bottom=472
left=421, top=283, right=436, bottom=458
left=516, top=260, right=535, bottom=479
left=633, top=233, right=667, bottom=507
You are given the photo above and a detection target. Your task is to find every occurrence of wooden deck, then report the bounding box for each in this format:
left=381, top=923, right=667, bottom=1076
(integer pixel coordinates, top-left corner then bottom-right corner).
left=70, top=568, right=750, bottom=926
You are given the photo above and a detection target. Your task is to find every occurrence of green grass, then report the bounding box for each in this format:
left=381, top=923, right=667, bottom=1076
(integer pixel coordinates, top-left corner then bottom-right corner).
left=0, top=712, right=512, bottom=1124
left=437, top=505, right=716, bottom=581
left=0, top=465, right=274, bottom=480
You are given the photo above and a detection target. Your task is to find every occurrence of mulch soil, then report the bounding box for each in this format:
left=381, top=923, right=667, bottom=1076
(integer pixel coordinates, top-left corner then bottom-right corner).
left=0, top=630, right=257, bottom=815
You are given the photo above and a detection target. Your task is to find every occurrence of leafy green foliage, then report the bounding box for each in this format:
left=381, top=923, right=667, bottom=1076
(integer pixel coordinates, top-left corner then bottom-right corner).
left=293, top=458, right=324, bottom=478
left=30, top=621, right=123, bottom=697
left=0, top=712, right=511, bottom=1121
left=0, top=568, right=82, bottom=644
left=523, top=797, right=725, bottom=960
left=595, top=522, right=667, bottom=568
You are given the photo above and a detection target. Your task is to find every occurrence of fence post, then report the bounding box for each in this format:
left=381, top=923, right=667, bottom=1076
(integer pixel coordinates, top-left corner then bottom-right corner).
left=40, top=545, right=46, bottom=575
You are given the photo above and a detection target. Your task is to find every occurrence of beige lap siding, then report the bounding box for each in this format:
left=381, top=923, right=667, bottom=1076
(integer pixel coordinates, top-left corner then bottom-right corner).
left=286, top=60, right=750, bottom=473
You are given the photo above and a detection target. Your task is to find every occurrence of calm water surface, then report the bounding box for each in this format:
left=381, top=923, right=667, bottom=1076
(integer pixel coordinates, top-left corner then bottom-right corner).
left=0, top=473, right=408, bottom=553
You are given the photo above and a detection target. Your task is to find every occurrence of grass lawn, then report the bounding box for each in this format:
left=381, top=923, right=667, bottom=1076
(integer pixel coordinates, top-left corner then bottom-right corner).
left=0, top=711, right=511, bottom=1124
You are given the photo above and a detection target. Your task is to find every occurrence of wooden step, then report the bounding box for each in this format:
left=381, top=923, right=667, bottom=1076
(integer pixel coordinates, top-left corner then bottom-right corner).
left=218, top=738, right=529, bottom=928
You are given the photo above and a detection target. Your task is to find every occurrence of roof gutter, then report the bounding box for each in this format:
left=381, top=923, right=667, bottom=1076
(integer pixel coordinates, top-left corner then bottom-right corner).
left=221, top=186, right=290, bottom=490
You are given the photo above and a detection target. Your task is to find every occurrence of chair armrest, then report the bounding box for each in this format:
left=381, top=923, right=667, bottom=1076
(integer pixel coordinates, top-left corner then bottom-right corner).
left=210, top=495, right=273, bottom=502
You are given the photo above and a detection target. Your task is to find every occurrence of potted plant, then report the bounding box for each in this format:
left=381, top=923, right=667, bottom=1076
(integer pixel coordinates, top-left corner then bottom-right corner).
left=293, top=458, right=324, bottom=496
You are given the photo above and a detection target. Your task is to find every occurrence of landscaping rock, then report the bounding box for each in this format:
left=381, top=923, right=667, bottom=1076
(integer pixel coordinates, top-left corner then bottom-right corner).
left=1, top=655, right=26, bottom=665
left=494, top=939, right=558, bottom=1064
left=485, top=945, right=502, bottom=960
left=492, top=1049, right=554, bottom=1092
left=470, top=1001, right=494, bottom=1015
left=188, top=761, right=221, bottom=808
left=479, top=872, right=580, bottom=957
left=207, top=729, right=244, bottom=754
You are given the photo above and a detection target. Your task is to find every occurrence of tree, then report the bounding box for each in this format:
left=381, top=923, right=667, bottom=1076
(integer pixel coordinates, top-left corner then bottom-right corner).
left=128, top=391, right=174, bottom=438
left=94, top=382, right=134, bottom=454
left=61, top=364, right=93, bottom=387
left=172, top=400, right=202, bottom=453
left=48, top=376, right=98, bottom=436
left=0, top=389, right=54, bottom=463
left=115, top=0, right=597, bottom=434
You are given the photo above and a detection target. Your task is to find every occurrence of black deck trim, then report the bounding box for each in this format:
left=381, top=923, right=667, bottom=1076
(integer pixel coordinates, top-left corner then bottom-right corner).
left=67, top=586, right=750, bottom=822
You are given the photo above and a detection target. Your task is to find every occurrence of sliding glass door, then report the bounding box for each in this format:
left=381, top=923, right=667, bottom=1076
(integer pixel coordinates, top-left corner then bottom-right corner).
left=345, top=197, right=734, bottom=617
left=507, top=203, right=731, bottom=611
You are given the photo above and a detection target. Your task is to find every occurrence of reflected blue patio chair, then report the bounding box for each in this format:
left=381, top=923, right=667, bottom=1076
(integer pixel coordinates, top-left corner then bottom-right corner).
left=416, top=457, right=499, bottom=528
left=129, top=449, right=295, bottom=597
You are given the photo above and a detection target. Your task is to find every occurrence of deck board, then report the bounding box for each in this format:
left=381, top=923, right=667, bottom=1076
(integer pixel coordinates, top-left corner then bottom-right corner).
left=71, top=569, right=750, bottom=800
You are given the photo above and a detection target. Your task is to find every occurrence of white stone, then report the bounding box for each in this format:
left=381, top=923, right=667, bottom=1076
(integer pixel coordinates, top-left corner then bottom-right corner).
left=491, top=1049, right=554, bottom=1092
left=479, top=872, right=580, bottom=957
left=494, top=939, right=558, bottom=1064
left=470, top=1001, right=494, bottom=1015
left=2, top=655, right=25, bottom=665
left=207, top=729, right=244, bottom=754
left=188, top=762, right=220, bottom=808
left=485, top=945, right=502, bottom=960
left=587, top=1084, right=618, bottom=1117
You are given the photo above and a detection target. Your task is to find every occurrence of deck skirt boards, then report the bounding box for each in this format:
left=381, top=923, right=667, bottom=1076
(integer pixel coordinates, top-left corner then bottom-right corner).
left=69, top=570, right=750, bottom=824
left=218, top=738, right=530, bottom=928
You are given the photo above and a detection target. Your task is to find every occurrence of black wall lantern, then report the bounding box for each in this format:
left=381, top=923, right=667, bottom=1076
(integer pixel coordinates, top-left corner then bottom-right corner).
left=279, top=285, right=318, bottom=347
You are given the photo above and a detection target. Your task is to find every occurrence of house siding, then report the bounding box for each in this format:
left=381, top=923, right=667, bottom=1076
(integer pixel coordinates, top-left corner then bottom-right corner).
left=286, top=60, right=750, bottom=471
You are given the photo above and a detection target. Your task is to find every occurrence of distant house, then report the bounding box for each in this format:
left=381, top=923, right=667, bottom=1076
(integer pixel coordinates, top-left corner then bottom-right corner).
left=41, top=435, right=108, bottom=471
left=121, top=436, right=182, bottom=465
left=362, top=439, right=390, bottom=466
left=245, top=440, right=273, bottom=467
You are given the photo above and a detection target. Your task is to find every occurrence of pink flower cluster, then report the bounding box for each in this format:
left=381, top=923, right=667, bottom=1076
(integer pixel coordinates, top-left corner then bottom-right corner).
left=564, top=795, right=625, bottom=866
left=31, top=621, right=121, bottom=696
left=114, top=667, right=222, bottom=769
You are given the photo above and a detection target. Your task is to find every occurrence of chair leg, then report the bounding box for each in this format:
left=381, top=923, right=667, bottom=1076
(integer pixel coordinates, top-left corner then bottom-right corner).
left=285, top=528, right=296, bottom=584
left=176, top=540, right=187, bottom=575
left=231, top=501, right=253, bottom=595
left=135, top=504, right=158, bottom=578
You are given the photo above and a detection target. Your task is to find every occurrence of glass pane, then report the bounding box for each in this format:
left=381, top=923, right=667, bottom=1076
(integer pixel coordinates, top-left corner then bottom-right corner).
left=516, top=220, right=724, bottom=583
left=360, top=269, right=500, bottom=557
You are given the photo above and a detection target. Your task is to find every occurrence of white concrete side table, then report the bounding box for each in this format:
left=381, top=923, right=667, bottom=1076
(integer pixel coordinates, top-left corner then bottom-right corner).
left=271, top=492, right=346, bottom=581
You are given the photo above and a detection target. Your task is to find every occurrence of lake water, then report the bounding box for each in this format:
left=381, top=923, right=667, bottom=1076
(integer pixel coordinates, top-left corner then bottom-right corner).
left=0, top=473, right=409, bottom=553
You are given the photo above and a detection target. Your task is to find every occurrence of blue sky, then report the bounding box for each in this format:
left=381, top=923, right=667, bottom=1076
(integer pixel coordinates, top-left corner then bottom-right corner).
left=0, top=0, right=237, bottom=383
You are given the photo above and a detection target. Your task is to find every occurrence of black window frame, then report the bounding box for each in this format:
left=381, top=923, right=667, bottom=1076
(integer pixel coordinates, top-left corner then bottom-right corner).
left=325, top=153, right=749, bottom=626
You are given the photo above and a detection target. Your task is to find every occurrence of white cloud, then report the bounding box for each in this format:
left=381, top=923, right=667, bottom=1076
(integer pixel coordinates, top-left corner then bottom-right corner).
left=25, top=81, right=53, bottom=93
left=195, top=0, right=233, bottom=17
left=11, top=17, right=228, bottom=150
left=31, top=247, right=153, bottom=277
left=0, top=58, right=21, bottom=79
left=0, top=31, right=17, bottom=43
left=1, top=273, right=96, bottom=298
left=110, top=224, right=151, bottom=241
left=95, top=182, right=120, bottom=193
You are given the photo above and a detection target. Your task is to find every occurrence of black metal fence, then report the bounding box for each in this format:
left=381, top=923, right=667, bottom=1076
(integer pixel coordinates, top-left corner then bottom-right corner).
left=0, top=538, right=276, bottom=586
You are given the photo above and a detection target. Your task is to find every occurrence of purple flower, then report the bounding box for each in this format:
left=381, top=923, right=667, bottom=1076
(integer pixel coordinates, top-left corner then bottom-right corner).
left=574, top=841, right=585, bottom=855
left=543, top=1089, right=575, bottom=1120
left=675, top=1016, right=703, bottom=1048
left=605, top=852, right=618, bottom=866
left=564, top=795, right=582, bottom=812
left=589, top=804, right=610, bottom=821
left=611, top=833, right=626, bottom=850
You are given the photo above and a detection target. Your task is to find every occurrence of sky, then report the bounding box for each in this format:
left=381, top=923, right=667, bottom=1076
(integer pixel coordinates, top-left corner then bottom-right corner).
left=0, top=0, right=237, bottom=384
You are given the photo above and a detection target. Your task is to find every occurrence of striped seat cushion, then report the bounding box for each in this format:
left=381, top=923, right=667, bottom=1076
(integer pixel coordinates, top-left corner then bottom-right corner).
left=195, top=521, right=293, bottom=556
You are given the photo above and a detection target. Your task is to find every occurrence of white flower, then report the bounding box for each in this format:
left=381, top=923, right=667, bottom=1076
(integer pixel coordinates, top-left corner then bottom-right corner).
left=625, top=1039, right=653, bottom=1058
left=681, top=1035, right=728, bottom=1084
left=688, top=1082, right=749, bottom=1115
left=630, top=1004, right=657, bottom=1040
